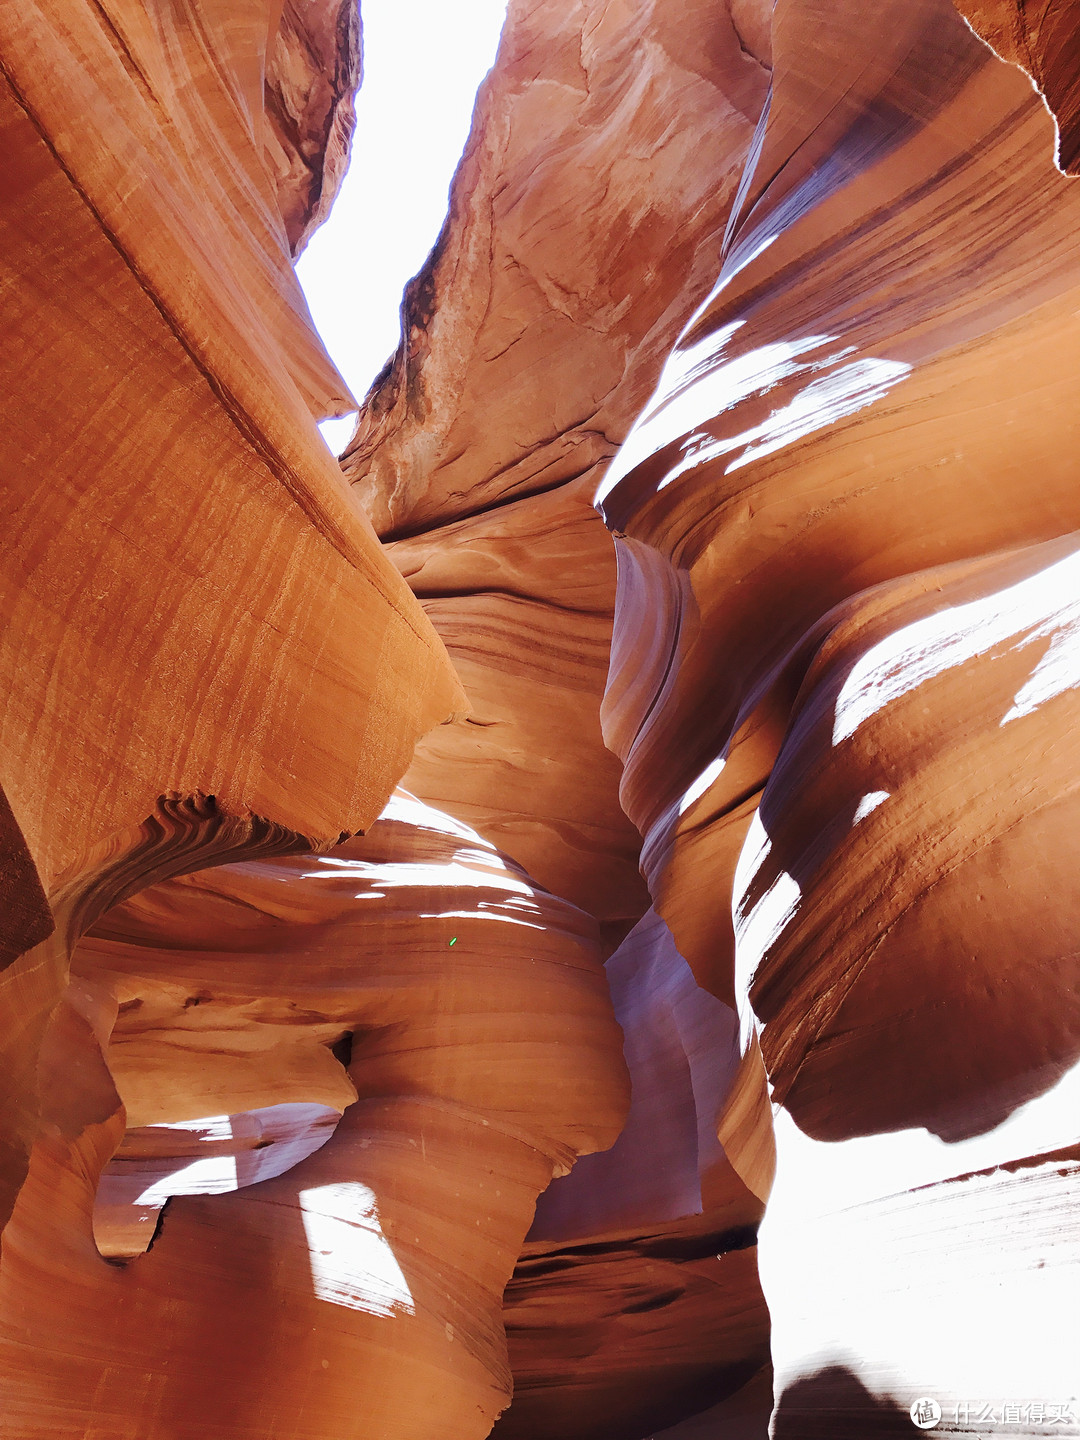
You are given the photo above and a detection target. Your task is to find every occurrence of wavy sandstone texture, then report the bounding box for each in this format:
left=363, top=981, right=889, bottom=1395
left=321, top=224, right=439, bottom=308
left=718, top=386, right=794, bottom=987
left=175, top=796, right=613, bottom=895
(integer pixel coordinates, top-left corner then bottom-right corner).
left=597, top=0, right=1080, bottom=1429
left=1, top=0, right=1080, bottom=1437
left=955, top=0, right=1080, bottom=173
left=0, top=0, right=464, bottom=1255
left=0, top=794, right=626, bottom=1437
left=339, top=2, right=778, bottom=1432
left=342, top=0, right=771, bottom=930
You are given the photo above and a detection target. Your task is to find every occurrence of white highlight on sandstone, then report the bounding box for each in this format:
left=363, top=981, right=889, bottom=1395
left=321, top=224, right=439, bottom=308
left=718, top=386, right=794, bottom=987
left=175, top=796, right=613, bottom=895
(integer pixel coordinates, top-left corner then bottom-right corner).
left=300, top=1182, right=415, bottom=1317
left=852, top=790, right=890, bottom=824
left=833, top=546, right=1080, bottom=746
left=732, top=811, right=802, bottom=1045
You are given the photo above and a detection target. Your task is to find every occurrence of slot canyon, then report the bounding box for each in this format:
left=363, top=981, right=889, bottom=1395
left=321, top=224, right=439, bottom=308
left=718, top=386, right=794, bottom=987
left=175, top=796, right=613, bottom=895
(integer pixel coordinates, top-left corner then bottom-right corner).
left=0, top=0, right=1077, bottom=1436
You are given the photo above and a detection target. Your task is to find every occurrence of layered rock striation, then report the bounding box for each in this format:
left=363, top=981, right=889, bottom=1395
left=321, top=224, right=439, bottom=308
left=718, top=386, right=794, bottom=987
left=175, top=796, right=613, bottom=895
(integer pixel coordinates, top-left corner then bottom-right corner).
left=2, top=0, right=1080, bottom=1436
left=0, top=0, right=463, bottom=1258
left=338, top=3, right=780, bottom=1432
left=0, top=794, right=625, bottom=1437
left=342, top=0, right=772, bottom=931
left=597, top=0, right=1080, bottom=1425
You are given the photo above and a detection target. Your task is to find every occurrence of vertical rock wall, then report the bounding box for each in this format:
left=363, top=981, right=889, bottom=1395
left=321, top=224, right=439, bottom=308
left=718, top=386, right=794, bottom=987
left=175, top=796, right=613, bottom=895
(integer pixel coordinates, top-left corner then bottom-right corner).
left=2, top=0, right=1079, bottom=1436
left=337, top=3, right=780, bottom=1433
left=597, top=0, right=1080, bottom=1429
left=0, top=4, right=473, bottom=1432
left=342, top=0, right=771, bottom=931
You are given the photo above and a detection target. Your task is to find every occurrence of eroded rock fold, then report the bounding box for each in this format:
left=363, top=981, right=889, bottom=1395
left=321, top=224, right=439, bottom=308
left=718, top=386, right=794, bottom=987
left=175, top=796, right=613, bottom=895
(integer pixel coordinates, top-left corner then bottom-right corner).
left=0, top=0, right=1077, bottom=1437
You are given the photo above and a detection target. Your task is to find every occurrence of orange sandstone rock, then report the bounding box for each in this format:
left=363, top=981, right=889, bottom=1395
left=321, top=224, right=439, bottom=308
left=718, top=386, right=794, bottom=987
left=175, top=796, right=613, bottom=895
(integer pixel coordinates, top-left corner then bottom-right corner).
left=8, top=0, right=1080, bottom=1433
left=955, top=0, right=1080, bottom=173
left=343, top=0, right=771, bottom=927
left=268, top=0, right=363, bottom=256
left=330, top=2, right=780, bottom=1429
left=598, top=0, right=1080, bottom=1422
left=497, top=909, right=771, bottom=1440
left=0, top=0, right=459, bottom=1284
left=0, top=795, right=626, bottom=1438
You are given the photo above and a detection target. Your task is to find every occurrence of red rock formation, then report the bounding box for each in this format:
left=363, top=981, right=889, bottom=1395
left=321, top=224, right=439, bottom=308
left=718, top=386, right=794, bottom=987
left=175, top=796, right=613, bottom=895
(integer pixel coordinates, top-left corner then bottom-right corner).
left=268, top=0, right=363, bottom=255
left=0, top=0, right=460, bottom=1240
left=497, top=910, right=770, bottom=1440
left=954, top=0, right=1080, bottom=173
left=0, top=794, right=626, bottom=1438
left=343, top=0, right=771, bottom=929
left=598, top=0, right=1080, bottom=1425
left=4, top=0, right=1080, bottom=1435
left=337, top=3, right=780, bottom=1432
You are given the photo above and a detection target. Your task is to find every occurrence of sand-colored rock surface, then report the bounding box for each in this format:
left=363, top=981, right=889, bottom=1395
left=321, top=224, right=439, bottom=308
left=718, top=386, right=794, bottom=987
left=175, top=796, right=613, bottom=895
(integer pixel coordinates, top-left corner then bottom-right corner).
left=954, top=0, right=1080, bottom=173
left=0, top=0, right=460, bottom=893
left=0, top=794, right=626, bottom=1438
left=342, top=0, right=771, bottom=926
left=600, top=0, right=1080, bottom=1142
left=334, top=3, right=780, bottom=1430
left=598, top=0, right=1080, bottom=1426
left=3, top=0, right=1080, bottom=1434
left=0, top=0, right=461, bottom=1242
left=268, top=0, right=363, bottom=255
left=496, top=909, right=770, bottom=1440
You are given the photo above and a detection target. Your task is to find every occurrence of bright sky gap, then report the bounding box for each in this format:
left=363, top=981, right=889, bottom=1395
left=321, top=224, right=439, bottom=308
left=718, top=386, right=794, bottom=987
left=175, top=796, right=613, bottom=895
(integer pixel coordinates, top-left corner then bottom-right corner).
left=297, top=0, right=510, bottom=455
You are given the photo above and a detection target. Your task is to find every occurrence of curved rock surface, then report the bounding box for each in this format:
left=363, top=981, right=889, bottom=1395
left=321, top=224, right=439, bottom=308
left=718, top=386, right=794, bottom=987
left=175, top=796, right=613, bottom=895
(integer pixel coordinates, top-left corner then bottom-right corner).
left=600, top=0, right=1080, bottom=1144
left=3, top=0, right=1080, bottom=1436
left=342, top=0, right=771, bottom=928
left=0, top=794, right=625, bottom=1438
left=496, top=909, right=770, bottom=1440
left=335, top=2, right=780, bottom=1431
left=598, top=0, right=1080, bottom=1426
left=0, top=0, right=460, bottom=1240
left=955, top=0, right=1080, bottom=173
left=268, top=0, right=363, bottom=255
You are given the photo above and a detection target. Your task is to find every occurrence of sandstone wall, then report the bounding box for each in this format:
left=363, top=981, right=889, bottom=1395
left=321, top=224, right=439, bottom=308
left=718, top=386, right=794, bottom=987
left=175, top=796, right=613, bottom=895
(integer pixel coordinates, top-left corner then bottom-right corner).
left=597, top=0, right=1080, bottom=1428
left=337, top=3, right=779, bottom=1431
left=0, top=795, right=626, bottom=1438
left=0, top=0, right=461, bottom=1401
left=2, top=0, right=1079, bottom=1436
